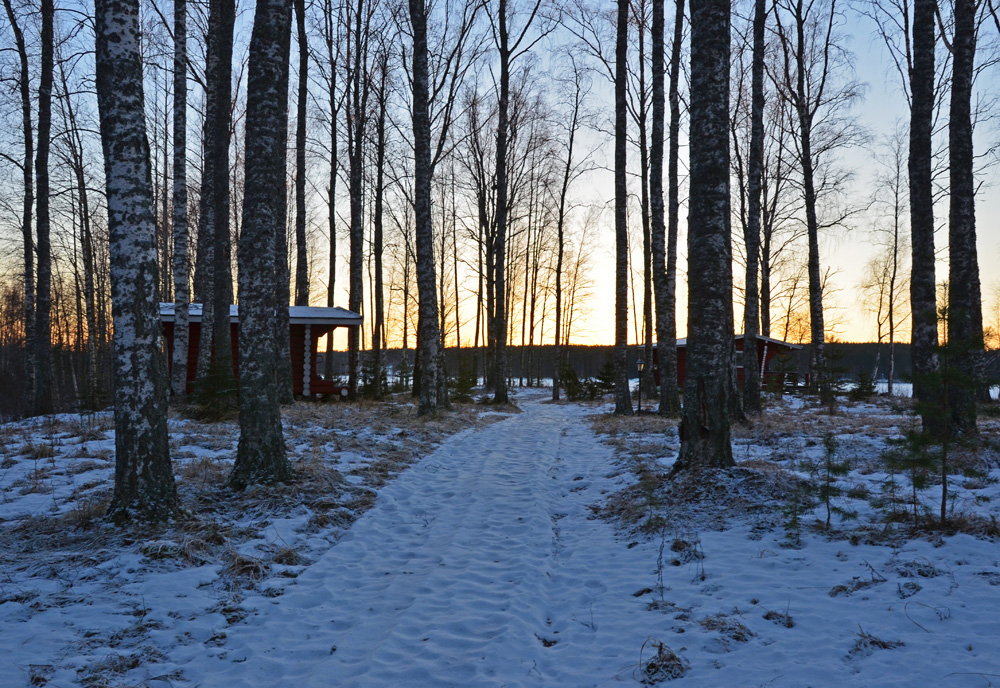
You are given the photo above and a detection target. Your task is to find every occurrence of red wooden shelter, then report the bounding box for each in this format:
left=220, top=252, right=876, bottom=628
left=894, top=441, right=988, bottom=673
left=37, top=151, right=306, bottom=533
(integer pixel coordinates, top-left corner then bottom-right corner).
left=655, top=334, right=802, bottom=388
left=160, top=303, right=363, bottom=398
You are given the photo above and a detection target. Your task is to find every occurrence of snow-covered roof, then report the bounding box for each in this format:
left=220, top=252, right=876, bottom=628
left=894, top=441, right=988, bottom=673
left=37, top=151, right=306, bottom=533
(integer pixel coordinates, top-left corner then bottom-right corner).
left=674, top=334, right=803, bottom=350
left=159, top=303, right=362, bottom=326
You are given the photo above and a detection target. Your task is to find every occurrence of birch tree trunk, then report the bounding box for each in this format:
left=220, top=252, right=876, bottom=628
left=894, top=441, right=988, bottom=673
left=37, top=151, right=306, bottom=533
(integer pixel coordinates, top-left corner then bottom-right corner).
left=410, top=0, right=440, bottom=414
left=34, top=0, right=54, bottom=415
left=212, top=0, right=236, bottom=400
left=195, top=0, right=237, bottom=407
left=552, top=64, right=583, bottom=402
left=651, top=0, right=680, bottom=415
left=95, top=0, right=178, bottom=521
left=274, top=190, right=294, bottom=404
left=323, top=3, right=340, bottom=382
left=492, top=0, right=512, bottom=405
left=660, top=0, right=684, bottom=415
left=273, top=0, right=295, bottom=404
left=614, top=0, right=633, bottom=415
left=346, top=0, right=368, bottom=400
left=741, top=0, right=765, bottom=415
left=172, top=0, right=191, bottom=399
left=4, top=0, right=35, bottom=415
left=294, top=0, right=310, bottom=307
left=231, top=0, right=293, bottom=489
left=909, top=0, right=942, bottom=434
left=676, top=0, right=734, bottom=470
left=57, top=60, right=101, bottom=409
left=947, top=0, right=981, bottom=435
left=636, top=5, right=655, bottom=404
left=372, top=48, right=389, bottom=400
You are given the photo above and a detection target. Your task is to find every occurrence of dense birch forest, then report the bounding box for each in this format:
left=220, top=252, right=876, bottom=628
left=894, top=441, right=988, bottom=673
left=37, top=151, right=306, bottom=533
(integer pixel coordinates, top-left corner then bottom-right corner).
left=2, top=0, right=1000, bottom=510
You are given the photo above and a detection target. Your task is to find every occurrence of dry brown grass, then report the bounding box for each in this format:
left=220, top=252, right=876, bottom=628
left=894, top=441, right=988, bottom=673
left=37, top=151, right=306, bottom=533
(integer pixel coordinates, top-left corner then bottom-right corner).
left=590, top=412, right=678, bottom=438
left=220, top=551, right=269, bottom=589
left=0, top=395, right=511, bottom=633
left=700, top=613, right=756, bottom=643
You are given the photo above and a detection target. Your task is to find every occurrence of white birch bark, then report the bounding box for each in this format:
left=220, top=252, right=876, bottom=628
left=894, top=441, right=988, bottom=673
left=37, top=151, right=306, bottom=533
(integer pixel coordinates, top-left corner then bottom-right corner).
left=95, top=0, right=178, bottom=520
left=230, top=0, right=293, bottom=489
left=676, top=0, right=734, bottom=469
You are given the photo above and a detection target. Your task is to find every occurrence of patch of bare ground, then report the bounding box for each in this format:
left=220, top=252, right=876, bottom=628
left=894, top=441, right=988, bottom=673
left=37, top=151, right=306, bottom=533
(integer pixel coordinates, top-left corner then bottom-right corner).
left=597, top=466, right=806, bottom=535
left=590, top=412, right=679, bottom=438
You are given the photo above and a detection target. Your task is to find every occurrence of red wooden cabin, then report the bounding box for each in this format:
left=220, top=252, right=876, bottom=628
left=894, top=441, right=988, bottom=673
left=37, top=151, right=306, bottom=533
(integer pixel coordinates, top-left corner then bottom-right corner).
left=160, top=303, right=363, bottom=398
left=654, top=334, right=802, bottom=388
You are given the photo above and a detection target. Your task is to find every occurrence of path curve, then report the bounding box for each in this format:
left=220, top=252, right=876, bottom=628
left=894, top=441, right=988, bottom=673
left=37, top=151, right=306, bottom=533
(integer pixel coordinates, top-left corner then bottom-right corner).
left=190, top=391, right=656, bottom=687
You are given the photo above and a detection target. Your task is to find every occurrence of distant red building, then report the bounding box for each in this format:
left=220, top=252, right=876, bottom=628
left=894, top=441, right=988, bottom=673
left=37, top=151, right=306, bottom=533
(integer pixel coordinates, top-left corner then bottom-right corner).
left=160, top=303, right=362, bottom=398
left=655, top=334, right=802, bottom=388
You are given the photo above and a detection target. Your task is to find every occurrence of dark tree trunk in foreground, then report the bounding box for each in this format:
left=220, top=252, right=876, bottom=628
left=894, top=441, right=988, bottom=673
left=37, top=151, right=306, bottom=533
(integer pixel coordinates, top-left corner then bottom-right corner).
left=231, top=0, right=293, bottom=489
left=172, top=0, right=191, bottom=399
left=947, top=0, right=981, bottom=435
left=294, top=0, right=310, bottom=307
left=676, top=0, right=734, bottom=470
left=4, top=0, right=35, bottom=413
left=742, top=0, right=765, bottom=415
left=909, top=0, right=941, bottom=434
left=34, top=0, right=54, bottom=415
left=95, top=0, right=178, bottom=521
left=614, top=0, right=633, bottom=415
left=410, top=0, right=440, bottom=414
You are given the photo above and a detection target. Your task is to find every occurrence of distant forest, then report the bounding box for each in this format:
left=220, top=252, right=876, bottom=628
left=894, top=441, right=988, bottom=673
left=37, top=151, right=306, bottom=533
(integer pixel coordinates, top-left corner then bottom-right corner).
left=322, top=341, right=997, bottom=387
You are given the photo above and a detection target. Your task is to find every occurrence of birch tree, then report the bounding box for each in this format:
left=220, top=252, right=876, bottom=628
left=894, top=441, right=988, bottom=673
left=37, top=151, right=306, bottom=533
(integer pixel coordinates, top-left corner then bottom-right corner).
left=230, top=0, right=293, bottom=489
left=3, top=0, right=35, bottom=415
left=772, top=0, right=863, bottom=389
left=614, top=0, right=633, bottom=414
left=660, top=0, right=685, bottom=414
left=318, top=0, right=343, bottom=382
left=552, top=58, right=588, bottom=401
left=741, top=0, right=765, bottom=414
left=294, top=0, right=310, bottom=307
left=195, top=0, right=237, bottom=407
left=946, top=0, right=982, bottom=434
left=675, top=0, right=734, bottom=469
left=490, top=0, right=547, bottom=405
left=95, top=0, right=178, bottom=521
left=410, top=0, right=439, bottom=413
left=35, top=0, right=54, bottom=415
left=171, top=0, right=191, bottom=399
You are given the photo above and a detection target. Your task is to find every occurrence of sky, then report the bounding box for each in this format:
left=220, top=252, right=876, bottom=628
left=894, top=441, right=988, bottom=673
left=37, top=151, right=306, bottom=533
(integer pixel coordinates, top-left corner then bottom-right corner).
left=577, top=6, right=1000, bottom=347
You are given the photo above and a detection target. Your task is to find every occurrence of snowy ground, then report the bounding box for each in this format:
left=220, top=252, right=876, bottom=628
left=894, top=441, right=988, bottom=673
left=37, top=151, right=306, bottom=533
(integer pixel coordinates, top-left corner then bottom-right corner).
left=1, top=389, right=999, bottom=686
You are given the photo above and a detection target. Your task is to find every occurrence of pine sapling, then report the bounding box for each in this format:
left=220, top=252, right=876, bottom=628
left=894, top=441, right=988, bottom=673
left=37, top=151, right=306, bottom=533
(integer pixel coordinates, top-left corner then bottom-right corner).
left=819, top=433, right=851, bottom=529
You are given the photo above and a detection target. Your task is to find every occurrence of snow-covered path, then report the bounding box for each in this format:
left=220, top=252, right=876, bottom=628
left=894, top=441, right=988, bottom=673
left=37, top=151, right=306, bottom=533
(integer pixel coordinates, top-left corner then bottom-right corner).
left=187, top=391, right=655, bottom=687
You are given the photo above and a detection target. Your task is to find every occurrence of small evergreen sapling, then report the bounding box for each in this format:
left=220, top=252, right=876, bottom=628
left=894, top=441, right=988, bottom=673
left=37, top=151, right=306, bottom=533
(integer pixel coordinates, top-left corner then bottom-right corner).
left=818, top=433, right=852, bottom=528
left=449, top=362, right=477, bottom=403
left=597, top=352, right=617, bottom=397
left=884, top=429, right=936, bottom=528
